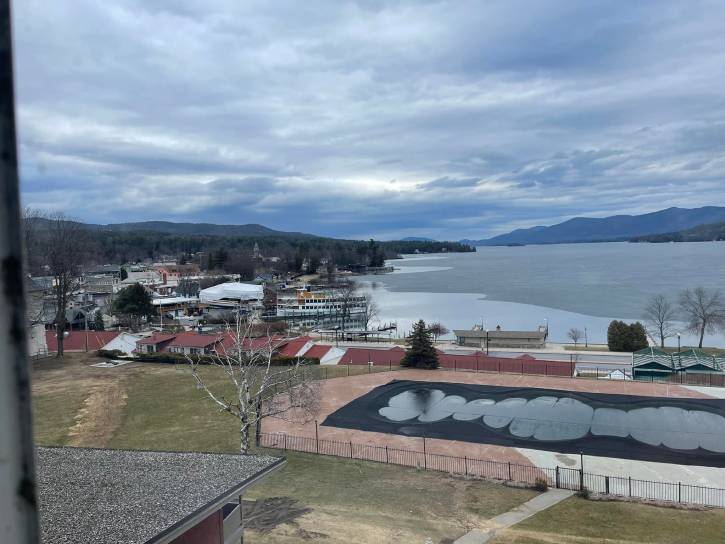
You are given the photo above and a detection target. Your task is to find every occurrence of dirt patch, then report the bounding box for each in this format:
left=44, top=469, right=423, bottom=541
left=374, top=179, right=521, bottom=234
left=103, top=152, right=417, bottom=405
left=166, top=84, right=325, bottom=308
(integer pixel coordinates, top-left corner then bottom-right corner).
left=243, top=497, right=313, bottom=534
left=66, top=381, right=128, bottom=447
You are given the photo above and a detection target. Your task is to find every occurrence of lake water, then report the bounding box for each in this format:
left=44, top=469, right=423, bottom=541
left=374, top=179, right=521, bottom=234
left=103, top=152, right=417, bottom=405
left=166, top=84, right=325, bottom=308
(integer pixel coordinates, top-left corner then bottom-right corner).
left=359, top=242, right=725, bottom=347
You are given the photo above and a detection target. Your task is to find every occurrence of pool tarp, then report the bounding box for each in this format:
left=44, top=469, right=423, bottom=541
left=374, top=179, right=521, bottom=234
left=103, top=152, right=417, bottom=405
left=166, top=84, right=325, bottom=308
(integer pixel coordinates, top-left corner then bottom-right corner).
left=321, top=380, right=725, bottom=467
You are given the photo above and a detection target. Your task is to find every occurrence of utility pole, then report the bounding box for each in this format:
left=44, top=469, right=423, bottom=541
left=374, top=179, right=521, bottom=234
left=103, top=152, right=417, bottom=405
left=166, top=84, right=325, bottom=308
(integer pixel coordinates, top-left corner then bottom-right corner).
left=0, top=1, right=41, bottom=538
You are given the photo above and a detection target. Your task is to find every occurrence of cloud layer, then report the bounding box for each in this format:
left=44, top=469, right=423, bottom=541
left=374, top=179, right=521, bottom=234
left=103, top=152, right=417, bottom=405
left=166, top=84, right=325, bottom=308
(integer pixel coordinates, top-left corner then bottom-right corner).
left=13, top=1, right=725, bottom=239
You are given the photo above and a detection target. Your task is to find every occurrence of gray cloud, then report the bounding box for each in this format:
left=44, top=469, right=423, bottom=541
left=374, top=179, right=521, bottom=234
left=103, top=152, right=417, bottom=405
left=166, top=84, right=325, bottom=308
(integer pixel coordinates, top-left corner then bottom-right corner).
left=13, top=0, right=725, bottom=239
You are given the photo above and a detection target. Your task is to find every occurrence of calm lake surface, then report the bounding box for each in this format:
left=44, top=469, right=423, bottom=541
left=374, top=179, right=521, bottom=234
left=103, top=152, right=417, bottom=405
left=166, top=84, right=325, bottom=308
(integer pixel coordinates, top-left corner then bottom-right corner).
left=359, top=242, right=725, bottom=346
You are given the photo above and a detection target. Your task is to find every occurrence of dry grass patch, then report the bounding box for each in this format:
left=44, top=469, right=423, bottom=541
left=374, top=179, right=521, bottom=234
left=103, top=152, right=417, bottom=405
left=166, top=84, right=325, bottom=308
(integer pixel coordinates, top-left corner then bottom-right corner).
left=489, top=496, right=725, bottom=544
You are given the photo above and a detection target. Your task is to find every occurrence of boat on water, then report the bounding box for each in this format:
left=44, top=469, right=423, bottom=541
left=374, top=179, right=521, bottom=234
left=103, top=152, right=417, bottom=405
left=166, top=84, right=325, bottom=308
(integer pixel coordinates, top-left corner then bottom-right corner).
left=276, top=285, right=366, bottom=317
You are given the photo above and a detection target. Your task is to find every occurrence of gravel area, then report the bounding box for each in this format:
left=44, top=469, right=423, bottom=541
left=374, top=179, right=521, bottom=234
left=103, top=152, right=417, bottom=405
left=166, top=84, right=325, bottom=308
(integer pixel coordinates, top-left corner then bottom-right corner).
left=37, top=447, right=282, bottom=544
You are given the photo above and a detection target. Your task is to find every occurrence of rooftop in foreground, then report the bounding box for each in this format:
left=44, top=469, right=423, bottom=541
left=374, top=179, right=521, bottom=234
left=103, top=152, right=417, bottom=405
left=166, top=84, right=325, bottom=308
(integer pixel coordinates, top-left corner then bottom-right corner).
left=37, top=447, right=283, bottom=544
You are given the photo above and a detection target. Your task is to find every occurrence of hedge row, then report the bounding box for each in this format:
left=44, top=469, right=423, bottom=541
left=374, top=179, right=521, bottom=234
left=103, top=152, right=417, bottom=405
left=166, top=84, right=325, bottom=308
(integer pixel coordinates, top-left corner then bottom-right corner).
left=97, top=349, right=320, bottom=366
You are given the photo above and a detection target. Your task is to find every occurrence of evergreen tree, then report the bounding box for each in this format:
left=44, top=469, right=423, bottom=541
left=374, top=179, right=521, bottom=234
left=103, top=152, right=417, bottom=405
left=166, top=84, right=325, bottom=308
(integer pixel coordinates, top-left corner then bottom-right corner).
left=401, top=319, right=439, bottom=369
left=607, top=320, right=629, bottom=351
left=367, top=239, right=385, bottom=267
left=627, top=322, right=649, bottom=351
left=120, top=267, right=128, bottom=281
left=608, top=320, right=648, bottom=352
left=94, top=311, right=105, bottom=331
left=113, top=283, right=153, bottom=331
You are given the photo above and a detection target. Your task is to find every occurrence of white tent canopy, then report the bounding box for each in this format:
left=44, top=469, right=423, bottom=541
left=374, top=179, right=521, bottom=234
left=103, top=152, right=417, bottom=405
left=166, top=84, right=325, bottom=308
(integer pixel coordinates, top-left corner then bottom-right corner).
left=101, top=333, right=143, bottom=356
left=199, top=282, right=264, bottom=303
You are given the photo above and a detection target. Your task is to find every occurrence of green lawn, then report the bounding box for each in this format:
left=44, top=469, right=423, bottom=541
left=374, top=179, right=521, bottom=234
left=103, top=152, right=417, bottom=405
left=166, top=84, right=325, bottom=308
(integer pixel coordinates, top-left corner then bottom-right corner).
left=246, top=450, right=537, bottom=543
left=31, top=355, right=725, bottom=544
left=32, top=387, right=89, bottom=445
left=31, top=355, right=536, bottom=543
left=563, top=344, right=610, bottom=352
left=490, top=496, right=725, bottom=544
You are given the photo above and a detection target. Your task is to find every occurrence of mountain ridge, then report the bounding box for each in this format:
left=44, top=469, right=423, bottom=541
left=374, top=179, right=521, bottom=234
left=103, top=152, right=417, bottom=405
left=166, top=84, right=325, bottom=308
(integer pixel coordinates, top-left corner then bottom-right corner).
left=93, top=220, right=318, bottom=238
left=463, top=206, right=725, bottom=246
left=630, top=220, right=725, bottom=243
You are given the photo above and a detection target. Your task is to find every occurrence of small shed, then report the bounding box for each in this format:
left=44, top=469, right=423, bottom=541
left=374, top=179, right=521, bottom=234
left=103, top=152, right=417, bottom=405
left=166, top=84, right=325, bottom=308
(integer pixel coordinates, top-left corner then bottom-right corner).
left=673, top=348, right=722, bottom=374
left=632, top=347, right=675, bottom=378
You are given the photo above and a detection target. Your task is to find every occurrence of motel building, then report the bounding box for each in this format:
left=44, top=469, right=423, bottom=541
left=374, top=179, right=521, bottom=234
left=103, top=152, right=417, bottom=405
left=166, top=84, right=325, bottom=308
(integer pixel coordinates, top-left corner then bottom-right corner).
left=37, top=447, right=284, bottom=544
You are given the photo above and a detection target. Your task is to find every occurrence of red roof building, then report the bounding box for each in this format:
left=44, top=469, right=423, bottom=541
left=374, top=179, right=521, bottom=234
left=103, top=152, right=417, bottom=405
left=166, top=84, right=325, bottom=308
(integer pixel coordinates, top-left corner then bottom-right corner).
left=339, top=346, right=406, bottom=365
left=276, top=336, right=314, bottom=358
left=302, top=344, right=332, bottom=360
left=136, top=332, right=178, bottom=354
left=45, top=331, right=121, bottom=352
left=135, top=332, right=291, bottom=357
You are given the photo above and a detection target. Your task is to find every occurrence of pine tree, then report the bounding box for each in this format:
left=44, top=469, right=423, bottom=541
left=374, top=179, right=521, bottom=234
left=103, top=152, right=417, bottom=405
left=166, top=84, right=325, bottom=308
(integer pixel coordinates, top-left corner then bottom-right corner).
left=94, top=311, right=105, bottom=331
left=113, top=283, right=153, bottom=331
left=401, top=319, right=439, bottom=369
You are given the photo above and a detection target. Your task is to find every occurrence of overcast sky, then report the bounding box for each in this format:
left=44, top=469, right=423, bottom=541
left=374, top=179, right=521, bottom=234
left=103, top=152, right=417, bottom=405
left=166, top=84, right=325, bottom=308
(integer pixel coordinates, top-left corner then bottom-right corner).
left=13, top=0, right=725, bottom=240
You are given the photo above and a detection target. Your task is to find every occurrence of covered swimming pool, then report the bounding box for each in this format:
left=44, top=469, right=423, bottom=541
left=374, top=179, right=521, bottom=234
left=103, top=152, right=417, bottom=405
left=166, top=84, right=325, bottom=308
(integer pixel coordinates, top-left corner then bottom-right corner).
left=322, top=380, right=725, bottom=467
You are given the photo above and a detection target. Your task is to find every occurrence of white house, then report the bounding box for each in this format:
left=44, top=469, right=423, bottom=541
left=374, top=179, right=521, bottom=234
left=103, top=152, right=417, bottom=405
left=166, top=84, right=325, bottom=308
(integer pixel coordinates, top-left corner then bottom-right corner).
left=100, top=332, right=145, bottom=356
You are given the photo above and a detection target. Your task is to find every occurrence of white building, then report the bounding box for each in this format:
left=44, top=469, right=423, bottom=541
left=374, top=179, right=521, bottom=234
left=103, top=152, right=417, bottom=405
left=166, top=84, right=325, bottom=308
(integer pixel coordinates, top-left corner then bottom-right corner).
left=100, top=332, right=144, bottom=356
left=199, top=282, right=264, bottom=307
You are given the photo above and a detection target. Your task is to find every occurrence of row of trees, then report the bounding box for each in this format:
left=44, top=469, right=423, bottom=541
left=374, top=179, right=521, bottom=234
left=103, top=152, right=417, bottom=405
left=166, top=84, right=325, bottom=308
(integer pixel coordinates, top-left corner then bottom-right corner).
left=24, top=210, right=472, bottom=277
left=643, top=287, right=725, bottom=348
left=607, top=321, right=648, bottom=352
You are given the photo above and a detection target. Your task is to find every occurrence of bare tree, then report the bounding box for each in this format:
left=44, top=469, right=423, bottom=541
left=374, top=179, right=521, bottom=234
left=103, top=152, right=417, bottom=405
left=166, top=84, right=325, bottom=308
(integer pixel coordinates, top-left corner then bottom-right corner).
left=224, top=251, right=256, bottom=281
left=34, top=212, right=87, bottom=358
left=188, top=317, right=320, bottom=454
left=679, top=287, right=725, bottom=348
left=567, top=328, right=583, bottom=347
left=643, top=294, right=677, bottom=348
left=336, top=280, right=360, bottom=330
left=361, top=293, right=379, bottom=330
left=22, top=207, right=45, bottom=274
left=428, top=322, right=449, bottom=342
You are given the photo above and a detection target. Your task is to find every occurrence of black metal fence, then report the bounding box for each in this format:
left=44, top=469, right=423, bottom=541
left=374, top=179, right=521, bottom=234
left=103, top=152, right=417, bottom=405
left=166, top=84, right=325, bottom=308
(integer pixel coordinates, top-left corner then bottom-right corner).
left=258, top=431, right=725, bottom=508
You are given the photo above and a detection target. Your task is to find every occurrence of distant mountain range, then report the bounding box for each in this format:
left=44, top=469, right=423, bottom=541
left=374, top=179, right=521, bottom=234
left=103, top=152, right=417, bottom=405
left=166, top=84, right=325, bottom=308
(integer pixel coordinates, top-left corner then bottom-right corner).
left=93, top=220, right=318, bottom=238
left=631, top=220, right=725, bottom=243
left=35, top=218, right=467, bottom=247
left=463, top=206, right=725, bottom=246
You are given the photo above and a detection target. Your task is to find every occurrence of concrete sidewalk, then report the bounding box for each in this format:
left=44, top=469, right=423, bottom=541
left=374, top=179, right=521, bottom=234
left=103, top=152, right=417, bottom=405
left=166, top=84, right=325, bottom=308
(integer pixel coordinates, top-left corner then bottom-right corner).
left=454, top=488, right=575, bottom=544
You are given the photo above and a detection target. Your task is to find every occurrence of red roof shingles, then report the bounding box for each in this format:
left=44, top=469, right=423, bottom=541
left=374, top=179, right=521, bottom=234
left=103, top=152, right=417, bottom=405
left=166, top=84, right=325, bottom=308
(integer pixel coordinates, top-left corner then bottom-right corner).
left=339, top=346, right=406, bottom=365
left=137, top=333, right=177, bottom=346
left=277, top=336, right=314, bottom=358
left=302, top=344, right=332, bottom=360
left=45, top=331, right=121, bottom=352
left=167, top=331, right=224, bottom=349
